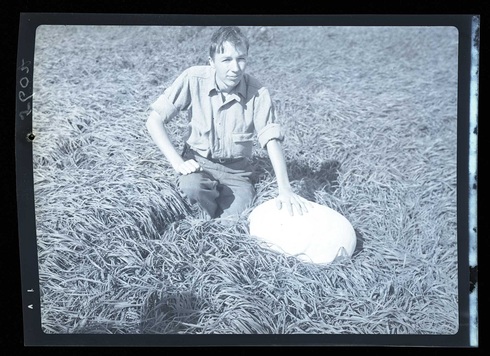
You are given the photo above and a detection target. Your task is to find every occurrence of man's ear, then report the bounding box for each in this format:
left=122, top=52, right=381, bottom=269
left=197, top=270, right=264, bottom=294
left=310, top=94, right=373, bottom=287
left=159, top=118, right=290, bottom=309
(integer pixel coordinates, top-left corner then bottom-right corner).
left=208, top=56, right=215, bottom=68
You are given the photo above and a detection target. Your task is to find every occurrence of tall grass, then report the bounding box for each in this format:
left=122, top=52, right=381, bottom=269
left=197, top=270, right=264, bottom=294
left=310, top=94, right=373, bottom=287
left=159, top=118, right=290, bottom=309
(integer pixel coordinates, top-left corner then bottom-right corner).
left=31, top=25, right=459, bottom=336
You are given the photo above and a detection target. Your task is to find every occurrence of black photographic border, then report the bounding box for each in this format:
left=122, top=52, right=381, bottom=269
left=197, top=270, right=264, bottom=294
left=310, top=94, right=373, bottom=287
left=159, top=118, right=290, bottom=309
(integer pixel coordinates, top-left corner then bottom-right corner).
left=15, top=13, right=478, bottom=348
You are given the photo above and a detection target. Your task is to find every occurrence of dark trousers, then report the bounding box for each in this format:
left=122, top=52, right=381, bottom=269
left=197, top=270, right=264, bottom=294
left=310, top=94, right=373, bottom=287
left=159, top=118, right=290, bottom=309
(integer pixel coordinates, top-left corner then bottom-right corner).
left=178, top=149, right=255, bottom=219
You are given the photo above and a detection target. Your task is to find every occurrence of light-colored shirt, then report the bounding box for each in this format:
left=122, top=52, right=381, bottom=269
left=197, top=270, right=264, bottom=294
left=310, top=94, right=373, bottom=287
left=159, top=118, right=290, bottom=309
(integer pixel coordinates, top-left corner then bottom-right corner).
left=150, top=65, right=283, bottom=160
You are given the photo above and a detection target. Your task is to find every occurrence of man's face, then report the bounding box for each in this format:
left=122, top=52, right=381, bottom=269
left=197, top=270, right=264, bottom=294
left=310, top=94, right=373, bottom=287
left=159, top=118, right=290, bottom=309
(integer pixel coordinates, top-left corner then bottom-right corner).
left=209, top=41, right=248, bottom=93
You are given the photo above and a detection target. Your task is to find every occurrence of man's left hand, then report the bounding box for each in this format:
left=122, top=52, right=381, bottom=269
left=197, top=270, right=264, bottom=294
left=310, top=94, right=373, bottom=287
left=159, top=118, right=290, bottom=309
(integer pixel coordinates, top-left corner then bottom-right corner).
left=275, top=190, right=313, bottom=216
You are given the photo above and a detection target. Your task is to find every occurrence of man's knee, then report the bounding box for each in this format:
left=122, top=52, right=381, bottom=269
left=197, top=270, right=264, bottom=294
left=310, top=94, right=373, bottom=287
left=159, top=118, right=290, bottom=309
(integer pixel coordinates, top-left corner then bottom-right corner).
left=178, top=173, right=198, bottom=195
left=178, top=172, right=218, bottom=201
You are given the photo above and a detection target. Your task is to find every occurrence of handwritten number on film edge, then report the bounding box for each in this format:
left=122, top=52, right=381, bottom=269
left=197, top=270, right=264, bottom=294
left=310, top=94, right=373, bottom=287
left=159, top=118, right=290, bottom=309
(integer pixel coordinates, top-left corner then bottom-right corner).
left=18, top=59, right=33, bottom=121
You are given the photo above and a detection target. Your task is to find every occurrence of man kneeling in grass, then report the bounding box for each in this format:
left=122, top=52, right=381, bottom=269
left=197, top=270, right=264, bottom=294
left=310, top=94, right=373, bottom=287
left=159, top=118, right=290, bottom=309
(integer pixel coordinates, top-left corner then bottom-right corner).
left=146, top=26, right=310, bottom=220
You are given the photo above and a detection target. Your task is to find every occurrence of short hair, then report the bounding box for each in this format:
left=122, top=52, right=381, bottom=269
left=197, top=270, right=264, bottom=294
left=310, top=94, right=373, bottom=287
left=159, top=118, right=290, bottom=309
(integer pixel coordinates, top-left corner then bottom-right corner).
left=209, top=26, right=250, bottom=58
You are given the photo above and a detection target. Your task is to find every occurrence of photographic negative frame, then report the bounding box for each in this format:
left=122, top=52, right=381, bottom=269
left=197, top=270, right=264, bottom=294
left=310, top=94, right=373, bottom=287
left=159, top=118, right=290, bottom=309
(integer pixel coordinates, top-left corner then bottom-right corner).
left=15, top=13, right=479, bottom=347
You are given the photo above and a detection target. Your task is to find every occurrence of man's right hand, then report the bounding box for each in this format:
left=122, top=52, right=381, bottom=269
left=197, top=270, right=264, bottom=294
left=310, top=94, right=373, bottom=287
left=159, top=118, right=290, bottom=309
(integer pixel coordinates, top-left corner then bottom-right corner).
left=145, top=111, right=202, bottom=176
left=174, top=159, right=202, bottom=175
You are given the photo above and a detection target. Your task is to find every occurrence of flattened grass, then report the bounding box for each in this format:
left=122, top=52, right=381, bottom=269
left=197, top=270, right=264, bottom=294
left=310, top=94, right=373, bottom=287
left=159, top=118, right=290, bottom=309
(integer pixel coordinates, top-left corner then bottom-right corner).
left=31, top=25, right=459, bottom=335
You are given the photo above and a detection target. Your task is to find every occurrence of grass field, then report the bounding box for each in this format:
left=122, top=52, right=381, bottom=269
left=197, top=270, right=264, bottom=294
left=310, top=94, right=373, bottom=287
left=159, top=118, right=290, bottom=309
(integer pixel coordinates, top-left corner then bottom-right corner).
left=31, top=25, right=459, bottom=335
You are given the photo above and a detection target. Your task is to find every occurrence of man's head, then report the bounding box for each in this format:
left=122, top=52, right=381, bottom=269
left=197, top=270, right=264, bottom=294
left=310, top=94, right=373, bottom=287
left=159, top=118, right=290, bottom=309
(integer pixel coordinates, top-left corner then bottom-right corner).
left=209, top=26, right=249, bottom=59
left=209, top=26, right=249, bottom=93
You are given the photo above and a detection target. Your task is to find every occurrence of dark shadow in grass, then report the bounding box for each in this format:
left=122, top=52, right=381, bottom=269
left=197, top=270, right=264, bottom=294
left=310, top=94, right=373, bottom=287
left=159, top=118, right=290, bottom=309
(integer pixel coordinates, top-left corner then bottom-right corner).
left=250, top=155, right=341, bottom=201
left=288, top=159, right=342, bottom=200
left=352, top=228, right=364, bottom=257
left=140, top=290, right=202, bottom=334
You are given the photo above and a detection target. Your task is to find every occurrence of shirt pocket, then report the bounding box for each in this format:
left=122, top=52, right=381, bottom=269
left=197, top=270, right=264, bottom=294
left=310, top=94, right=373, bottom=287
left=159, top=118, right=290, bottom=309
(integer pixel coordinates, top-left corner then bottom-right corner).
left=231, top=132, right=254, bottom=158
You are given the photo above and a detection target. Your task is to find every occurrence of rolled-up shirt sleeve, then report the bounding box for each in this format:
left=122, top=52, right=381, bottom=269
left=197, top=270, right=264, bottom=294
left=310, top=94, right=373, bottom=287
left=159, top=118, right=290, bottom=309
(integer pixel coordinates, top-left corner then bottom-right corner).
left=150, top=69, right=192, bottom=123
left=253, top=87, right=284, bottom=148
left=150, top=95, right=178, bottom=123
left=257, top=123, right=284, bottom=148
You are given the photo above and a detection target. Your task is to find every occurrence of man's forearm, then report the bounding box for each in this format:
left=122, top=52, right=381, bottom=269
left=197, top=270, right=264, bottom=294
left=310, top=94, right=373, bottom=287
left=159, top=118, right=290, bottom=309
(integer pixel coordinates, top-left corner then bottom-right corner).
left=145, top=111, right=184, bottom=169
left=266, top=139, right=311, bottom=215
left=266, top=139, right=293, bottom=193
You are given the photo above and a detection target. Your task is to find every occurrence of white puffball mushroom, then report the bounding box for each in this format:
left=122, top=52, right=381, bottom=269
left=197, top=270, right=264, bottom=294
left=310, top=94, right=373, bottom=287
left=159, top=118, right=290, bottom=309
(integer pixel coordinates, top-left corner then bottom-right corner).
left=249, top=199, right=357, bottom=264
